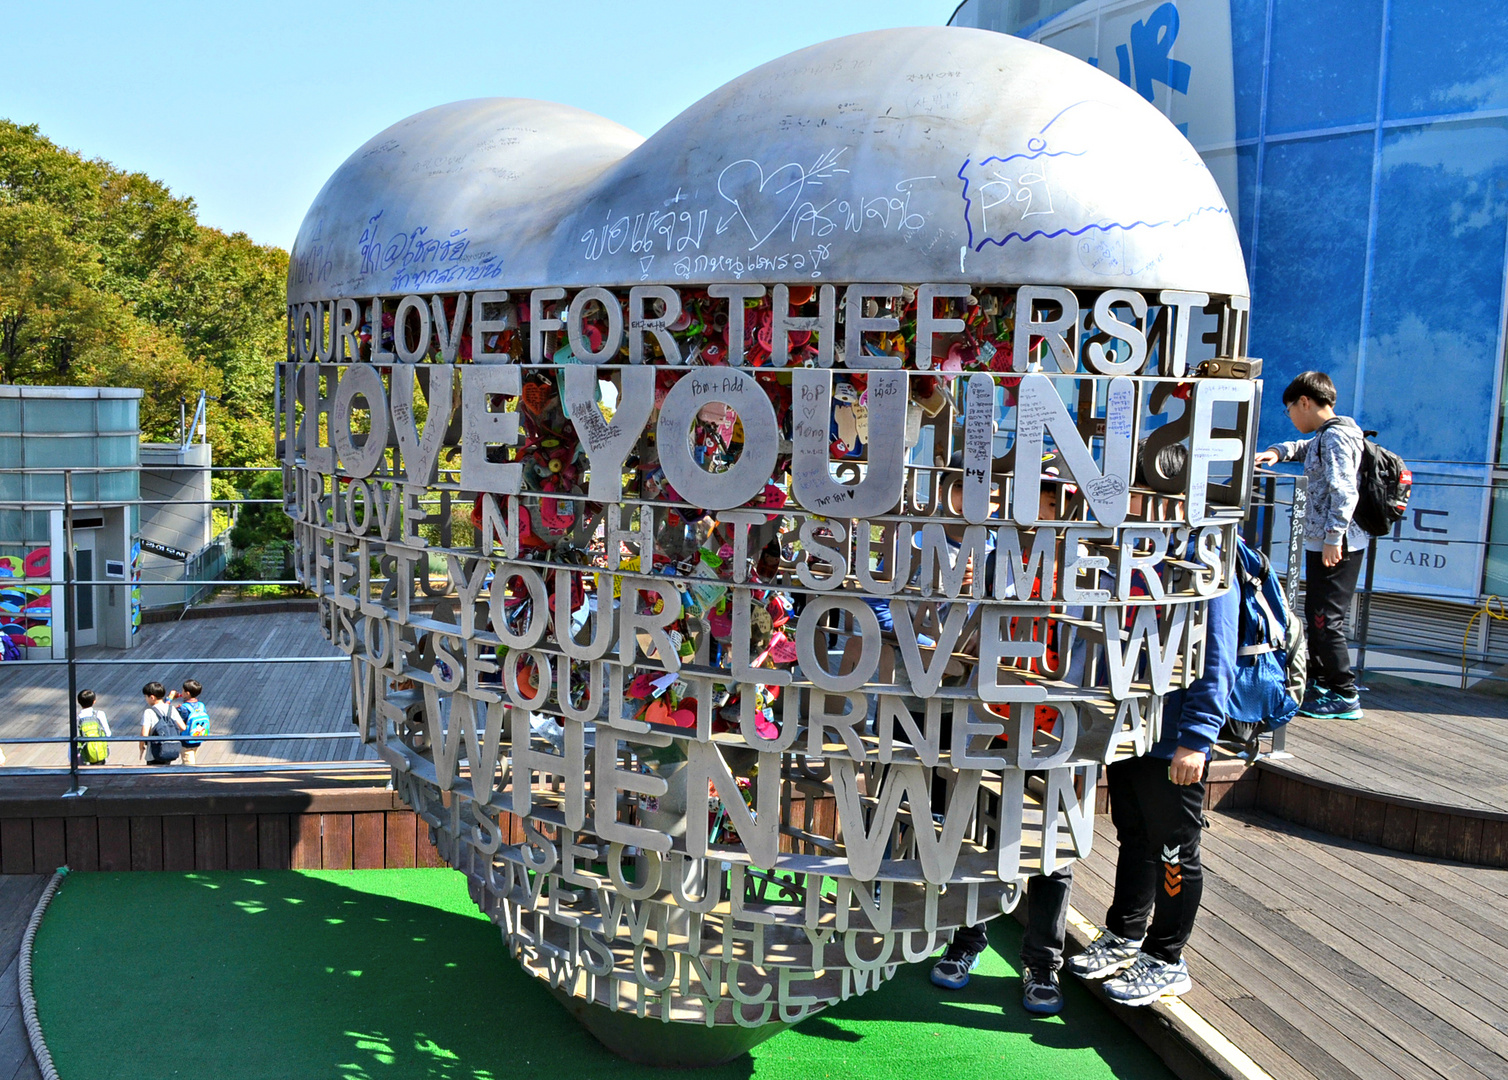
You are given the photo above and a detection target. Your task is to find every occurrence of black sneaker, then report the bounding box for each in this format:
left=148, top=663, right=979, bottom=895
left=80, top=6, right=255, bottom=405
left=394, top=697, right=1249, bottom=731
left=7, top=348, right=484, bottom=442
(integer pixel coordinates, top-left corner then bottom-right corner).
left=930, top=943, right=983, bottom=989
left=1022, top=966, right=1063, bottom=1015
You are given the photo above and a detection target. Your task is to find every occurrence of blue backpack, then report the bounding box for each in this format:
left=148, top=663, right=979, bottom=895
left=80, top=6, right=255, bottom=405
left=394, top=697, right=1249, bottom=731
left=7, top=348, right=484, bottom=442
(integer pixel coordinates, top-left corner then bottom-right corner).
left=1225, top=539, right=1306, bottom=750
left=178, top=700, right=210, bottom=740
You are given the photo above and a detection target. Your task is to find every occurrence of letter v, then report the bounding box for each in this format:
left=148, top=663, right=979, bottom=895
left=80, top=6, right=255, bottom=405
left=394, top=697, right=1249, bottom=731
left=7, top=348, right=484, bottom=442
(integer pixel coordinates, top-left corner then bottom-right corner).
left=391, top=364, right=454, bottom=486
left=890, top=599, right=969, bottom=697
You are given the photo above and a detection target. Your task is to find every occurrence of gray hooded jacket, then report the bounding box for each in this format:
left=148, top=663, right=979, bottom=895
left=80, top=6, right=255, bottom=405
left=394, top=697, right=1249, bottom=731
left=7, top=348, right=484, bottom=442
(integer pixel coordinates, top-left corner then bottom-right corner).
left=1268, top=416, right=1369, bottom=553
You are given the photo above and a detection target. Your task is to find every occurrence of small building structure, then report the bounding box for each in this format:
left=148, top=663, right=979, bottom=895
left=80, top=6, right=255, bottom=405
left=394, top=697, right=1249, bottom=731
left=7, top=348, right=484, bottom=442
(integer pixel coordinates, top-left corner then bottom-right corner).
left=1, top=384, right=222, bottom=660
left=0, top=385, right=140, bottom=657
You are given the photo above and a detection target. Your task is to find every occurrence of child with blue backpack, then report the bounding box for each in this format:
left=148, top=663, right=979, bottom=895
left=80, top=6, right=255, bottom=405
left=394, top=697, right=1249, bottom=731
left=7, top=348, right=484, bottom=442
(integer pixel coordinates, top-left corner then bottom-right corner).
left=170, top=678, right=210, bottom=766
left=1066, top=442, right=1239, bottom=1006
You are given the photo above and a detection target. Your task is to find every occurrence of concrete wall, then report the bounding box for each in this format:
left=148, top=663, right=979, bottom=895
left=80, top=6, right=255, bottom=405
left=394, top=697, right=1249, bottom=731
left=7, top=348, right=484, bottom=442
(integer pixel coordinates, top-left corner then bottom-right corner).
left=138, top=442, right=213, bottom=609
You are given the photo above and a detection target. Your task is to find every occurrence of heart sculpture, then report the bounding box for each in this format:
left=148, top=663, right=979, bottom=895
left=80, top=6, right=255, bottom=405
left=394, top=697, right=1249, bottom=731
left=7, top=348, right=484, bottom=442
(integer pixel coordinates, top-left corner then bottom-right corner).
left=284, top=27, right=1252, bottom=1068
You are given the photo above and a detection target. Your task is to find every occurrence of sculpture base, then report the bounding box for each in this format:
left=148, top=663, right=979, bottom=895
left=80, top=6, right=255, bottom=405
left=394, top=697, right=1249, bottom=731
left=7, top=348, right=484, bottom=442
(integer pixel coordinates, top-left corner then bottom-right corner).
left=548, top=988, right=791, bottom=1067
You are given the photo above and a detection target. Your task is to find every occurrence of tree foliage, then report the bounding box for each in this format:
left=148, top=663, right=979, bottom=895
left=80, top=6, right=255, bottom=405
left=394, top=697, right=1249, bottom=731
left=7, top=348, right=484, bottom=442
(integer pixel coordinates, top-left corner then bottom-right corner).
left=0, top=120, right=287, bottom=468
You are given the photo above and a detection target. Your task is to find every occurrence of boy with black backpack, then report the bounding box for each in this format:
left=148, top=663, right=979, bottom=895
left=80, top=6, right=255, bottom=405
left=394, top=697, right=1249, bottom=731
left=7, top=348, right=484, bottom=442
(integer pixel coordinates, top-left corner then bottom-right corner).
left=1254, top=371, right=1369, bottom=720
left=139, top=681, right=184, bottom=765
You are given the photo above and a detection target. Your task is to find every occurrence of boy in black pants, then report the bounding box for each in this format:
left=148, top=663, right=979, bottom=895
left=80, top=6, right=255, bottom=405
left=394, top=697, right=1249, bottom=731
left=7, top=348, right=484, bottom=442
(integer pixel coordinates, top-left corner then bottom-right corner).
left=1069, top=443, right=1238, bottom=1004
left=1254, top=371, right=1368, bottom=720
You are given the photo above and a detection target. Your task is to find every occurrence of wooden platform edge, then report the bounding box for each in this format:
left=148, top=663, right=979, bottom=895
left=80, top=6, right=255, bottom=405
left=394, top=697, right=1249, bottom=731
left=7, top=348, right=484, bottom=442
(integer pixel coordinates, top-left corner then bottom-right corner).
left=0, top=779, right=403, bottom=819
left=139, top=598, right=320, bottom=624
left=1021, top=905, right=1274, bottom=1080
left=0, top=773, right=453, bottom=875
left=1254, top=762, right=1508, bottom=867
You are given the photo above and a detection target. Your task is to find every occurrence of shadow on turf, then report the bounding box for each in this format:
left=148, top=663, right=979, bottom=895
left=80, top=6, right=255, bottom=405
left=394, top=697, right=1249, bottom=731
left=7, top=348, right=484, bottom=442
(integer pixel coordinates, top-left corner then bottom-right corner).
left=37, top=871, right=1160, bottom=1079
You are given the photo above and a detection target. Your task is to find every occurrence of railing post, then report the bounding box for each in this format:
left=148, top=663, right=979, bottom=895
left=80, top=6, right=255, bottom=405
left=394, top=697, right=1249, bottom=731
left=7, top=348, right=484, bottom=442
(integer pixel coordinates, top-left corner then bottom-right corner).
left=1285, top=475, right=1307, bottom=614
left=1260, top=473, right=1277, bottom=558
left=62, top=468, right=86, bottom=798
left=1355, top=534, right=1379, bottom=688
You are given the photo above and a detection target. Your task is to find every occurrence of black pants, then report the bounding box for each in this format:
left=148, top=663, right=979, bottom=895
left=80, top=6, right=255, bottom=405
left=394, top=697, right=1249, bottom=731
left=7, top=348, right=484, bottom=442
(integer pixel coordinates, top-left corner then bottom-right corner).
left=953, top=866, right=1072, bottom=972
left=1304, top=546, right=1366, bottom=696
left=1104, top=755, right=1205, bottom=965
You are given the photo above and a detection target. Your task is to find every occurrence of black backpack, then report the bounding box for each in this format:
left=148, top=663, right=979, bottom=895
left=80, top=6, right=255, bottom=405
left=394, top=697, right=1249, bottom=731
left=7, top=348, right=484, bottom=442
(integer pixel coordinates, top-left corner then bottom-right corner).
left=149, top=704, right=181, bottom=763
left=1353, top=429, right=1412, bottom=537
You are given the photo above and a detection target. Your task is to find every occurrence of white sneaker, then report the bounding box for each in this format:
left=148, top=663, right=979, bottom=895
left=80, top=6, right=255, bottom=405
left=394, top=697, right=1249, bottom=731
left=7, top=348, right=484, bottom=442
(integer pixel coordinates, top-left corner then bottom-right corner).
left=1066, top=929, right=1144, bottom=980
left=1102, top=953, right=1192, bottom=1006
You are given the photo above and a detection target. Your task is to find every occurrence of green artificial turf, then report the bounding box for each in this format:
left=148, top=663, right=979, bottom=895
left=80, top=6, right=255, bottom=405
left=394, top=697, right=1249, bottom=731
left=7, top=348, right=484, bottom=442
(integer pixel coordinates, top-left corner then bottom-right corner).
left=32, top=870, right=1172, bottom=1080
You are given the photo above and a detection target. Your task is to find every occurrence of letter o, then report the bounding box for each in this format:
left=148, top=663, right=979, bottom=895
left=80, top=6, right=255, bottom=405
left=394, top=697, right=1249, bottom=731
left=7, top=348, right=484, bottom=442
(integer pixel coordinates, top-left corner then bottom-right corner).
left=491, top=567, right=549, bottom=648
left=607, top=842, right=661, bottom=900
left=503, top=648, right=552, bottom=710
left=394, top=294, right=432, bottom=362
left=656, top=369, right=779, bottom=510
left=795, top=595, right=882, bottom=693
left=330, top=363, right=390, bottom=478
left=296, top=303, right=317, bottom=361
left=566, top=286, right=624, bottom=364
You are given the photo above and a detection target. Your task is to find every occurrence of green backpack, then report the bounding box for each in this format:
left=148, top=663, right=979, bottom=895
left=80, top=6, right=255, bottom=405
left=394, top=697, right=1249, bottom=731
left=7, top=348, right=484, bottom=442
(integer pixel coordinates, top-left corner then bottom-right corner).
left=79, top=716, right=108, bottom=764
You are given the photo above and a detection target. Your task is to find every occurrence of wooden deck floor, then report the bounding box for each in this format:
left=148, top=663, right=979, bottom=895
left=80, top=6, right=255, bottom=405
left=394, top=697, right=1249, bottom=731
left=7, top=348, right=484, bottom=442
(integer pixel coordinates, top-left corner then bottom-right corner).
left=0, top=875, right=46, bottom=1080
left=1072, top=808, right=1508, bottom=1080
left=1269, top=679, right=1508, bottom=814
left=0, top=612, right=369, bottom=770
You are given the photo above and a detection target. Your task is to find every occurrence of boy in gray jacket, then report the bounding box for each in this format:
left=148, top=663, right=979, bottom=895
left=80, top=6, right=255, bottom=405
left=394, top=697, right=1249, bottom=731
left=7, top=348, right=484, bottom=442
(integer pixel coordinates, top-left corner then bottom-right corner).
left=1255, top=371, right=1368, bottom=719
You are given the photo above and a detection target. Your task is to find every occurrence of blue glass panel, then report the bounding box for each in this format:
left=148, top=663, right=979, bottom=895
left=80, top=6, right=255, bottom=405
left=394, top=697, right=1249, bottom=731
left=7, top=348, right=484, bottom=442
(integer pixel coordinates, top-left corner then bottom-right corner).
left=1386, top=0, right=1508, bottom=120
left=95, top=398, right=138, bottom=433
left=1230, top=0, right=1267, bottom=140
left=1265, top=0, right=1382, bottom=134
left=1364, top=119, right=1508, bottom=466
left=98, top=470, right=139, bottom=503
left=25, top=437, right=94, bottom=469
left=23, top=473, right=63, bottom=503
left=1237, top=143, right=1258, bottom=262
left=21, top=399, right=94, bottom=434
left=0, top=511, right=24, bottom=545
left=1249, top=132, right=1374, bottom=451
left=96, top=435, right=137, bottom=468
left=1483, top=481, right=1508, bottom=596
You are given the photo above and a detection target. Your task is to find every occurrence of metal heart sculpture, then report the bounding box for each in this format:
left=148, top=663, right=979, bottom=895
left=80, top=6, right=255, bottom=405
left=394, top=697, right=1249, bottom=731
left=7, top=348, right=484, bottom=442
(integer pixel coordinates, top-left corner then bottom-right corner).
left=282, top=26, right=1253, bottom=1067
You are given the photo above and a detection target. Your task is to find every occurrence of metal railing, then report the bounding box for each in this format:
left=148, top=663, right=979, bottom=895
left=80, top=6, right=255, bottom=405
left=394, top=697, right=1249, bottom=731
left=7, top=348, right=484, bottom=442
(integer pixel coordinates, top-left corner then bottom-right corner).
left=8, top=459, right=1508, bottom=786
left=0, top=463, right=385, bottom=790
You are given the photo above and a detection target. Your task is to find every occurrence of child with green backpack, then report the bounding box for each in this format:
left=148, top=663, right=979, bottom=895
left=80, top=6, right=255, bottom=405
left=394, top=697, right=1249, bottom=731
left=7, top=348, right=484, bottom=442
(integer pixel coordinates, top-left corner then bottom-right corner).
left=77, top=689, right=111, bottom=765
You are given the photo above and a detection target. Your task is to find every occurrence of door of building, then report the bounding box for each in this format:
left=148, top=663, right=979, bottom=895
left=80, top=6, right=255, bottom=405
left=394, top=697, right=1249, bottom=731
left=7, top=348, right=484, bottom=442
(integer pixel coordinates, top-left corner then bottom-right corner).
left=72, top=532, right=97, bottom=648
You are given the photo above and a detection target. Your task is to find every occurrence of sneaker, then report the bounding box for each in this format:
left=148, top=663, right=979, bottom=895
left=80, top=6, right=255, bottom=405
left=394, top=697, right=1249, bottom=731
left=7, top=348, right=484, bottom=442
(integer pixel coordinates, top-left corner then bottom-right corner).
left=1296, top=684, right=1329, bottom=717
left=1102, top=953, right=1193, bottom=1006
left=1301, top=689, right=1362, bottom=720
left=1066, top=929, right=1143, bottom=980
left=1022, top=966, right=1063, bottom=1015
left=930, top=943, right=983, bottom=989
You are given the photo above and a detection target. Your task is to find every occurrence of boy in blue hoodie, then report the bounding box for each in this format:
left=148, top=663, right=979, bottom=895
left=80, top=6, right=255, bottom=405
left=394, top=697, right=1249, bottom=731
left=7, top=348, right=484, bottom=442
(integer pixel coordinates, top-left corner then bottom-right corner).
left=1068, top=443, right=1237, bottom=1006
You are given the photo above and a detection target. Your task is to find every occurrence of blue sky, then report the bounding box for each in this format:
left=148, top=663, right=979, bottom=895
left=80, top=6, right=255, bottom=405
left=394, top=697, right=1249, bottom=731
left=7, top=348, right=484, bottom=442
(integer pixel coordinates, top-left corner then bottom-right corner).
left=2, top=1, right=961, bottom=251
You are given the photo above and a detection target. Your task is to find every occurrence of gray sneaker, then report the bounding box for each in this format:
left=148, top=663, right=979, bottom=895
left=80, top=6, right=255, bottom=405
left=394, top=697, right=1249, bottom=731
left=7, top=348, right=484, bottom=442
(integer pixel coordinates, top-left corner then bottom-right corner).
left=1022, top=965, right=1063, bottom=1015
left=1067, top=929, right=1144, bottom=980
left=1102, top=953, right=1192, bottom=1006
left=930, top=942, right=982, bottom=989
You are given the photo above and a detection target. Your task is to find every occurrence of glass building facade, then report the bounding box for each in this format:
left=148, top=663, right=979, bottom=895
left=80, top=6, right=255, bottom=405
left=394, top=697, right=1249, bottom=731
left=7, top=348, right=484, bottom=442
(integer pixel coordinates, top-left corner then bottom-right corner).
left=0, top=386, right=143, bottom=656
left=952, top=0, right=1508, bottom=604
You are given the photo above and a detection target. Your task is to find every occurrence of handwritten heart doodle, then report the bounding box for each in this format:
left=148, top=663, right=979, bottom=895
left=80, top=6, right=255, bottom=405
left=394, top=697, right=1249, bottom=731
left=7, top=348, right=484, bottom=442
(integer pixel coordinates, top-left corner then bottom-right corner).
left=716, top=148, right=848, bottom=251
left=717, top=159, right=810, bottom=249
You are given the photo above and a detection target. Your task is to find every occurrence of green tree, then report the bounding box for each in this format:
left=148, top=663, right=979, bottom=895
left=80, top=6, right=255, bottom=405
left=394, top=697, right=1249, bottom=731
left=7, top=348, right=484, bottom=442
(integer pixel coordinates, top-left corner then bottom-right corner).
left=0, top=120, right=289, bottom=467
